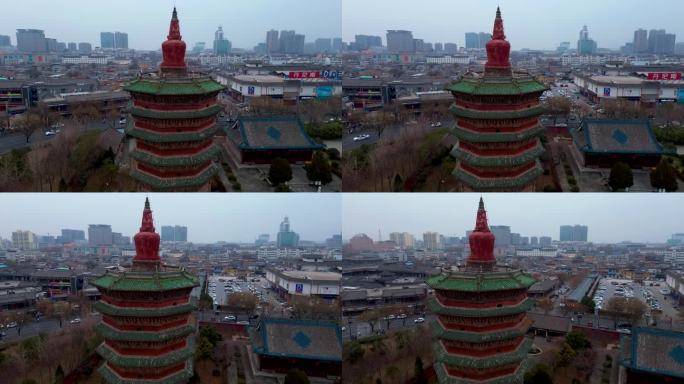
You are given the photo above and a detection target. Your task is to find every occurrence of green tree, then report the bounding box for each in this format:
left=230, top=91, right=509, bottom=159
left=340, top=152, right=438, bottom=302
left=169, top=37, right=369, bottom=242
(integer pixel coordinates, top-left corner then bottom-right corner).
left=524, top=363, right=553, bottom=384
left=415, top=356, right=427, bottom=384
left=581, top=296, right=596, bottom=313
left=565, top=330, right=591, bottom=351
left=555, top=342, right=577, bottom=368
left=343, top=341, right=365, bottom=364
left=195, top=336, right=213, bottom=360
left=608, top=162, right=633, bottom=191
left=198, top=326, right=222, bottom=347
left=268, top=157, right=293, bottom=185
left=305, top=151, right=333, bottom=185
left=284, top=369, right=310, bottom=384
left=650, top=158, right=678, bottom=192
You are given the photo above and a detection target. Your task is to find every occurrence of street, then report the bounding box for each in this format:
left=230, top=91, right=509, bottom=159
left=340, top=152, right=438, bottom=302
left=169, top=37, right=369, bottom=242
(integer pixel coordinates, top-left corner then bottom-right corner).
left=342, top=313, right=432, bottom=340
left=342, top=116, right=453, bottom=151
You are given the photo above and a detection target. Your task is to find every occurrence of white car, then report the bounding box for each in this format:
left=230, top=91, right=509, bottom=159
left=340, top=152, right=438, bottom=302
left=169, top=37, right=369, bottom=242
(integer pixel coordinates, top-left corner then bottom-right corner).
left=397, top=314, right=407, bottom=319
left=414, top=317, right=425, bottom=323
left=45, top=129, right=60, bottom=136
left=430, top=122, right=442, bottom=128
left=353, top=134, right=371, bottom=142
left=6, top=322, right=17, bottom=328
left=70, top=318, right=81, bottom=324
left=224, top=315, right=237, bottom=321
left=118, top=118, right=127, bottom=125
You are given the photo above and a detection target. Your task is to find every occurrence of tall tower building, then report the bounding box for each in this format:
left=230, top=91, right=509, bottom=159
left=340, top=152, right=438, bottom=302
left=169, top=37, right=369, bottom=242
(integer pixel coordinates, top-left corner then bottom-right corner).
left=633, top=29, right=648, bottom=53
left=16, top=29, right=46, bottom=52
left=266, top=29, right=279, bottom=53
left=92, top=198, right=198, bottom=383
left=124, top=7, right=224, bottom=191
left=448, top=8, right=547, bottom=191
left=427, top=198, right=536, bottom=383
left=277, top=216, right=299, bottom=248
left=386, top=30, right=414, bottom=53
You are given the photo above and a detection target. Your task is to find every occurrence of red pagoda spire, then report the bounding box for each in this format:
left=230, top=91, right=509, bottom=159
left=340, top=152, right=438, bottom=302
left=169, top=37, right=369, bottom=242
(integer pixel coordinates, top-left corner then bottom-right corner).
left=467, top=197, right=496, bottom=269
left=160, top=6, right=187, bottom=75
left=132, top=197, right=161, bottom=269
left=485, top=6, right=512, bottom=75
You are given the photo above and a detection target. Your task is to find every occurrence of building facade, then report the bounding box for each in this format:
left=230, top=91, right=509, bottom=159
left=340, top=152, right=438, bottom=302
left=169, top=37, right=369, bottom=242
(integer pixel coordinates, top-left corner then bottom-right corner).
left=448, top=8, right=546, bottom=191
left=92, top=197, right=198, bottom=383
left=427, top=197, right=536, bottom=383
left=124, top=8, right=224, bottom=191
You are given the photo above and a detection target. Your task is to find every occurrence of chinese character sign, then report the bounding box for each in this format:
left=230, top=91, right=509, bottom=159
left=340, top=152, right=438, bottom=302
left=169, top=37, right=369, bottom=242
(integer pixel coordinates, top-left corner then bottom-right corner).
left=295, top=283, right=304, bottom=293
left=603, top=87, right=611, bottom=97
left=648, top=72, right=682, bottom=81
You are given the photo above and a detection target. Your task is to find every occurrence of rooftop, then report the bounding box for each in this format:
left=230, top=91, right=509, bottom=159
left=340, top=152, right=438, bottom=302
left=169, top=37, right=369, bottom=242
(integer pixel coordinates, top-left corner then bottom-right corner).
left=250, top=318, right=342, bottom=361
left=571, top=119, right=671, bottom=155
left=234, top=116, right=324, bottom=150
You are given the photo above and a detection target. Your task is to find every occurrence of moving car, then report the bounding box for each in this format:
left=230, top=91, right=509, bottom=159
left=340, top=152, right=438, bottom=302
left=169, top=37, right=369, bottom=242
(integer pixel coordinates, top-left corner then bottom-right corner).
left=414, top=317, right=425, bottom=323
left=70, top=318, right=81, bottom=324
left=353, top=134, right=371, bottom=142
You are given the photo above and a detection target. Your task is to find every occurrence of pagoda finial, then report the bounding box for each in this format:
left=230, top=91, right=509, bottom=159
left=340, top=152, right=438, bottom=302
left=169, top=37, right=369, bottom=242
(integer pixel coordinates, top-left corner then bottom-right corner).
left=467, top=197, right=496, bottom=268
left=496, top=6, right=501, bottom=19
left=133, top=197, right=161, bottom=265
left=144, top=196, right=150, bottom=210
left=485, top=6, right=511, bottom=73
left=160, top=6, right=187, bottom=74
left=478, top=196, right=484, bottom=210
left=172, top=6, right=178, bottom=20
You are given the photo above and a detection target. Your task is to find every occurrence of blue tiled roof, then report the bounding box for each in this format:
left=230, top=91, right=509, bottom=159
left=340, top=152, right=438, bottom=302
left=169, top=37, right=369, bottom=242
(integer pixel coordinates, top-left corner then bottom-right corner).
left=249, top=318, right=342, bottom=361
left=571, top=119, right=673, bottom=155
left=235, top=116, right=325, bottom=150
left=622, top=327, right=684, bottom=379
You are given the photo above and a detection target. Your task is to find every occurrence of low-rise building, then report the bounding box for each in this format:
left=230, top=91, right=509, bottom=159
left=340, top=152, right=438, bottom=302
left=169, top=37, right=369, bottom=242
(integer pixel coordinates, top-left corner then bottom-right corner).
left=265, top=269, right=340, bottom=301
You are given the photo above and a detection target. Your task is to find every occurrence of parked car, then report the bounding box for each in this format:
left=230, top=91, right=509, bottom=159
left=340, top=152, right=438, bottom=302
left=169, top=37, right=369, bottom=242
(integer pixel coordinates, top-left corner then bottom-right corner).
left=224, top=315, right=237, bottom=321
left=414, top=317, right=425, bottom=323
left=69, top=318, right=81, bottom=324
left=353, top=134, right=371, bottom=142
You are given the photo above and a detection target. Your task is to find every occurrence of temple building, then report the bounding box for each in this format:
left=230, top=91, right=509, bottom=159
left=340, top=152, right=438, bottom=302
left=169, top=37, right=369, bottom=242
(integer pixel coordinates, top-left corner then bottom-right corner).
left=427, top=198, right=536, bottom=384
left=569, top=119, right=673, bottom=169
left=91, top=198, right=199, bottom=383
left=125, top=7, right=224, bottom=191
left=448, top=7, right=547, bottom=191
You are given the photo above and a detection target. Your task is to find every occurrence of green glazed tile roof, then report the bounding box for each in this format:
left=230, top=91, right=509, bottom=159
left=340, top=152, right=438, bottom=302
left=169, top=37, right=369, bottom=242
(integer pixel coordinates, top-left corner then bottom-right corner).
left=95, top=323, right=195, bottom=342
left=450, top=104, right=546, bottom=120
left=427, top=270, right=537, bottom=292
left=450, top=124, right=545, bottom=143
left=94, top=300, right=196, bottom=317
left=98, top=359, right=194, bottom=384
left=428, top=297, right=535, bottom=317
left=429, top=319, right=529, bottom=343
left=125, top=77, right=224, bottom=96
left=129, top=144, right=220, bottom=167
left=96, top=338, right=195, bottom=368
left=91, top=270, right=198, bottom=292
left=450, top=140, right=544, bottom=167
left=446, top=78, right=546, bottom=95
left=131, top=104, right=223, bottom=119
left=452, top=160, right=544, bottom=190
left=125, top=121, right=219, bottom=143
left=433, top=337, right=533, bottom=370
left=130, top=163, right=218, bottom=190
left=433, top=356, right=529, bottom=384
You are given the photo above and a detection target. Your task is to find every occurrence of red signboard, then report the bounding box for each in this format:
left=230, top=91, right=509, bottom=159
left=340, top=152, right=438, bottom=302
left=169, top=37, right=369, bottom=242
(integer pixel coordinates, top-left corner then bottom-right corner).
left=647, top=72, right=681, bottom=81
left=288, top=71, right=320, bottom=79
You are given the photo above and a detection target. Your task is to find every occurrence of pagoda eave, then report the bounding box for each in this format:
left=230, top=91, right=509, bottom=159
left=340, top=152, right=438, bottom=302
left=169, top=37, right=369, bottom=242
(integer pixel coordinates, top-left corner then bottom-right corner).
left=129, top=144, right=220, bottom=167
left=433, top=359, right=529, bottom=384
left=451, top=141, right=544, bottom=168
left=430, top=317, right=532, bottom=344
left=130, top=163, right=218, bottom=190
left=449, top=104, right=546, bottom=120
left=94, top=301, right=197, bottom=318
left=95, top=323, right=195, bottom=342
left=126, top=123, right=219, bottom=143
left=98, top=360, right=194, bottom=384
left=130, top=104, right=223, bottom=120
left=96, top=338, right=195, bottom=368
left=428, top=297, right=535, bottom=318
left=450, top=124, right=545, bottom=143
left=453, top=161, right=543, bottom=191
left=433, top=337, right=533, bottom=371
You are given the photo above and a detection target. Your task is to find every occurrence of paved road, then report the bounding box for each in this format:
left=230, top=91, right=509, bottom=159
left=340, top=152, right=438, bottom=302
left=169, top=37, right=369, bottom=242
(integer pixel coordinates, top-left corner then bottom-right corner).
left=343, top=314, right=433, bottom=340
left=342, top=116, right=453, bottom=151
left=0, top=119, right=119, bottom=155
left=0, top=315, right=97, bottom=345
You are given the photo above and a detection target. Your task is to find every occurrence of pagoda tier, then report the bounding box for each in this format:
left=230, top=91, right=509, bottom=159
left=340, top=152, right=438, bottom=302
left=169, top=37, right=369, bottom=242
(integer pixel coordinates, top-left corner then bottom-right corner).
left=447, top=7, right=547, bottom=192
left=92, top=199, right=199, bottom=384
left=427, top=199, right=536, bottom=384
left=124, top=7, right=225, bottom=192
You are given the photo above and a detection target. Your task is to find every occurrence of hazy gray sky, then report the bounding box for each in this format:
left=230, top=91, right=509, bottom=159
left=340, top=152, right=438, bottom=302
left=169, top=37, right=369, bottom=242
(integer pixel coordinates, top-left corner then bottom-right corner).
left=342, top=0, right=683, bottom=50
left=1, top=0, right=342, bottom=50
left=342, top=193, right=683, bottom=244
left=0, top=193, right=341, bottom=243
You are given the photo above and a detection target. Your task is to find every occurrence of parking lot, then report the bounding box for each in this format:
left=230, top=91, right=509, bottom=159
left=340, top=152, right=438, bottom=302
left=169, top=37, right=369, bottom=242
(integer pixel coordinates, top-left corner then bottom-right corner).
left=202, top=275, right=290, bottom=323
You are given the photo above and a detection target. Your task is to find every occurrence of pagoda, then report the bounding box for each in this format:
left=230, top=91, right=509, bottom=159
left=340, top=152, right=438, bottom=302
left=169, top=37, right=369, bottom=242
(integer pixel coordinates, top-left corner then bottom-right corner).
left=448, top=8, right=547, bottom=192
left=125, top=7, right=224, bottom=191
left=91, top=198, right=199, bottom=384
left=427, top=198, right=536, bottom=384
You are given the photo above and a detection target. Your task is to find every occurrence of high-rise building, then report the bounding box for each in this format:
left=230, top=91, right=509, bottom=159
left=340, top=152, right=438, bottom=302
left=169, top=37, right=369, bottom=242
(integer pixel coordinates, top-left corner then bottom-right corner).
left=465, top=32, right=479, bottom=49
left=648, top=29, right=666, bottom=53
left=444, top=42, right=458, bottom=54
left=332, top=37, right=343, bottom=52
left=676, top=42, right=684, bottom=55
left=478, top=32, right=491, bottom=48
left=559, top=225, right=588, bottom=242
left=100, top=32, right=114, bottom=49
left=114, top=32, right=128, bottom=49
left=633, top=29, right=649, bottom=53
left=434, top=42, right=443, bottom=52
left=577, top=25, right=597, bottom=54
left=314, top=38, right=332, bottom=53
left=92, top=198, right=198, bottom=384
left=191, top=42, right=205, bottom=55
left=61, top=229, right=85, bottom=243
left=326, top=234, right=342, bottom=248
left=277, top=216, right=299, bottom=248
left=557, top=41, right=571, bottom=53
left=423, top=232, right=441, bottom=250
left=539, top=236, right=552, bottom=246
left=12, top=230, right=37, bottom=250
left=449, top=8, right=546, bottom=191
left=386, top=30, right=414, bottom=53
left=355, top=35, right=382, bottom=50
left=389, top=232, right=415, bottom=249
left=161, top=225, right=187, bottom=242
left=67, top=42, right=77, bottom=51
left=266, top=29, right=279, bottom=53
left=427, top=198, right=535, bottom=383
left=44, top=38, right=58, bottom=52
left=78, top=42, right=92, bottom=54
left=125, top=7, right=223, bottom=191
left=16, top=29, right=46, bottom=52
left=89, top=224, right=113, bottom=246
left=490, top=225, right=511, bottom=247
left=0, top=35, right=11, bottom=47
left=655, top=33, right=676, bottom=55
left=213, top=25, right=231, bottom=55
left=256, top=234, right=270, bottom=246
left=530, top=236, right=538, bottom=246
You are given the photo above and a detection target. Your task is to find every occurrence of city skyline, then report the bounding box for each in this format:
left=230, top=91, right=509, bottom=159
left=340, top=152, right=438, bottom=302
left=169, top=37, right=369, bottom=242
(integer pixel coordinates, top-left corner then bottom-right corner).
left=342, top=0, right=683, bottom=50
left=0, top=194, right=341, bottom=244
left=342, top=194, right=684, bottom=244
left=0, top=0, right=342, bottom=50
